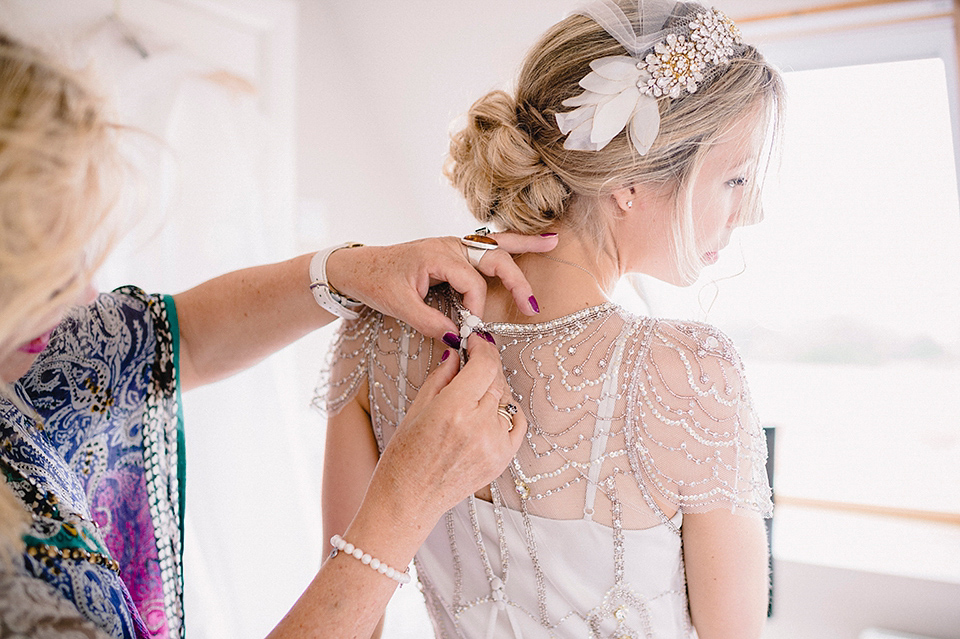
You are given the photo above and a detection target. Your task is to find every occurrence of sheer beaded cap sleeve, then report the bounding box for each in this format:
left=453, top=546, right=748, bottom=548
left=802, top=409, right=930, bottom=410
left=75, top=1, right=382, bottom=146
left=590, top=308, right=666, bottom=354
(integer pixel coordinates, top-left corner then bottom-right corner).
left=315, top=308, right=382, bottom=417
left=629, top=319, right=771, bottom=517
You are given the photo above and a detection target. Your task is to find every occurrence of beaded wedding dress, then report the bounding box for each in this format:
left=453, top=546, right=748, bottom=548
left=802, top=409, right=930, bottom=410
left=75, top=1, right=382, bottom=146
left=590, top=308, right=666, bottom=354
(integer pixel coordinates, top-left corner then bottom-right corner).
left=323, top=286, right=771, bottom=639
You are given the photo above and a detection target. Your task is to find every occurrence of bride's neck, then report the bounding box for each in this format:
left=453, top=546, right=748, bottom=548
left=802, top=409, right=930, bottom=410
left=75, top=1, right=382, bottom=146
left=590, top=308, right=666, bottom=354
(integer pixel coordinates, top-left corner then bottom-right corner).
left=484, top=230, right=619, bottom=324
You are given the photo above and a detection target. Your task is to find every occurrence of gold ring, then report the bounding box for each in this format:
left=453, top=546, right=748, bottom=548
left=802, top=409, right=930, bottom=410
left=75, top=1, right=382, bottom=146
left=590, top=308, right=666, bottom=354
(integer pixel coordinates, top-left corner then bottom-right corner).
left=497, top=403, right=518, bottom=431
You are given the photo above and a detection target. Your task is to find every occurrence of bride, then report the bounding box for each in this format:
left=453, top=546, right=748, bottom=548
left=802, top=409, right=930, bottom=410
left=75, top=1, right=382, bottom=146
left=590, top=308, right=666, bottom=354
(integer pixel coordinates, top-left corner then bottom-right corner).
left=321, top=1, right=784, bottom=637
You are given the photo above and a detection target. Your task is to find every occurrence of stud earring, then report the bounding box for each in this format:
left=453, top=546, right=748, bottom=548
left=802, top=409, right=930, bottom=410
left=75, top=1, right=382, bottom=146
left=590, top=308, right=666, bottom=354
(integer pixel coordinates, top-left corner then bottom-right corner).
left=626, top=201, right=633, bottom=209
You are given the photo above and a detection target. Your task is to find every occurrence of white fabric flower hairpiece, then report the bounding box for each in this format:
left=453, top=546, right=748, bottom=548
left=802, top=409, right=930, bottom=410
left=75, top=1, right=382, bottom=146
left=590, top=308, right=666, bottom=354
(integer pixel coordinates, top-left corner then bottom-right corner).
left=556, top=6, right=743, bottom=156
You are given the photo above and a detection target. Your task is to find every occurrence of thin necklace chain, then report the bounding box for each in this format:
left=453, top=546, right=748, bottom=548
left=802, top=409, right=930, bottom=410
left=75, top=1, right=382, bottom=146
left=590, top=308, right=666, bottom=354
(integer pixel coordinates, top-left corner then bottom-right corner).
left=532, top=252, right=607, bottom=292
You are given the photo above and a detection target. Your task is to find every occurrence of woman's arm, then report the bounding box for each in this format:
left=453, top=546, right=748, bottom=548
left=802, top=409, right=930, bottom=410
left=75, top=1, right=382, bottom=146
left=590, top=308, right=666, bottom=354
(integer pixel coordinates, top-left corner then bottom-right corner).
left=681, top=509, right=769, bottom=639
left=173, top=234, right=558, bottom=390
left=643, top=320, right=771, bottom=638
left=321, top=391, right=384, bottom=639
left=268, top=336, right=525, bottom=639
left=174, top=254, right=322, bottom=391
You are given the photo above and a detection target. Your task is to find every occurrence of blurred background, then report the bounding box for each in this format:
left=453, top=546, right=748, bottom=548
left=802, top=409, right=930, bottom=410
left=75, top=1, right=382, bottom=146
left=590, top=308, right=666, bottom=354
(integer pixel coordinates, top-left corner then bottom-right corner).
left=1, top=1, right=958, bottom=638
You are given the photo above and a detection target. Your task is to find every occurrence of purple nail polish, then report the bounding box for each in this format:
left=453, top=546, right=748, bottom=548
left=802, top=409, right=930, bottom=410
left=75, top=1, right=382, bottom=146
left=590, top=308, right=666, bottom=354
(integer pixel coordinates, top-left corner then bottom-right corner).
left=540, top=232, right=558, bottom=237
left=480, top=331, right=496, bottom=345
left=442, top=332, right=461, bottom=349
left=529, top=295, right=540, bottom=314
left=440, top=349, right=450, bottom=362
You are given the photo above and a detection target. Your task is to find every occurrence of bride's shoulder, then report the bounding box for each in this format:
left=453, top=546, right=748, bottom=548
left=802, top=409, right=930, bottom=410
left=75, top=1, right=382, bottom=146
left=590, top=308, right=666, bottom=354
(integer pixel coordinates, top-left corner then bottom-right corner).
left=625, top=316, right=749, bottom=388
left=647, top=318, right=742, bottom=360
left=615, top=309, right=742, bottom=359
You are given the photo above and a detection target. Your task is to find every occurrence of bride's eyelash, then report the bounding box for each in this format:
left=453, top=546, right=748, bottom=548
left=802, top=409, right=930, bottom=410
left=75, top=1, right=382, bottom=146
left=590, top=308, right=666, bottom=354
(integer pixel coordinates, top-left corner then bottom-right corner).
left=726, top=176, right=748, bottom=188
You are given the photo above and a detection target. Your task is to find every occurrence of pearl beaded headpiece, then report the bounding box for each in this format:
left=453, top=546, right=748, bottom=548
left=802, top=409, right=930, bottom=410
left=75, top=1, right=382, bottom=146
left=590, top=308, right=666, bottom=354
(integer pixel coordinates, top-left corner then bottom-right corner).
left=555, top=0, right=744, bottom=155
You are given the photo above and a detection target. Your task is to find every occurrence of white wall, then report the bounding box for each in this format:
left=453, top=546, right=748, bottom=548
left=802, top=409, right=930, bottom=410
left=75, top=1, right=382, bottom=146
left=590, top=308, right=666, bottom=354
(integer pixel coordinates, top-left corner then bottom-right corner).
left=290, top=0, right=866, bottom=248
left=293, top=0, right=581, bottom=247
left=764, top=561, right=960, bottom=639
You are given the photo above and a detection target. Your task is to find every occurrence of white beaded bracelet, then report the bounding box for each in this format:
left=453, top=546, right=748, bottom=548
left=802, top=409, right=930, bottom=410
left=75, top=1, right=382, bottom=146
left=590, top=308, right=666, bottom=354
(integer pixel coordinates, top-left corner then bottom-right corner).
left=329, top=534, right=411, bottom=585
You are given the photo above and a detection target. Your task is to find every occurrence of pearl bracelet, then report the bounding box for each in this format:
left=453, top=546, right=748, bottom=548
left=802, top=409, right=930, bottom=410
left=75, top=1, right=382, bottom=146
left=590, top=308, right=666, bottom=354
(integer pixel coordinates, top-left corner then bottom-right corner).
left=329, top=534, right=411, bottom=585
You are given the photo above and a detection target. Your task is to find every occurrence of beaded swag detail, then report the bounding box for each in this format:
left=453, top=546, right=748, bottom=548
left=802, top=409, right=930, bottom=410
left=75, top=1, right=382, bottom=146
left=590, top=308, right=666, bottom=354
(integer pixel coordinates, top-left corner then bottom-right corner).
left=319, top=286, right=770, bottom=638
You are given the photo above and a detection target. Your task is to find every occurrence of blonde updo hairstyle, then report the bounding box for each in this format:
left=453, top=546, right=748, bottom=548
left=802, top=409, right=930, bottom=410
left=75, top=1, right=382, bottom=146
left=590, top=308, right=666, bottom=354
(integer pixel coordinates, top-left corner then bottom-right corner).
left=446, top=1, right=784, bottom=281
left=0, top=33, right=122, bottom=375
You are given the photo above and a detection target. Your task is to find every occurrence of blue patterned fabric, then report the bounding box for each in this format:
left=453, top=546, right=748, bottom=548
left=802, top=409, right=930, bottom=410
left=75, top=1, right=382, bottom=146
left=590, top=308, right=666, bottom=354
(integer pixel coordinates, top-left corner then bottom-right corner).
left=0, top=287, right=184, bottom=639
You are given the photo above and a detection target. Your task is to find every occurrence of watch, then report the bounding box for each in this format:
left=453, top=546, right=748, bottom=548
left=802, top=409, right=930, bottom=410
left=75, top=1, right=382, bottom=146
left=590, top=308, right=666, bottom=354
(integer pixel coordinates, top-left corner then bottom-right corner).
left=309, top=242, right=365, bottom=320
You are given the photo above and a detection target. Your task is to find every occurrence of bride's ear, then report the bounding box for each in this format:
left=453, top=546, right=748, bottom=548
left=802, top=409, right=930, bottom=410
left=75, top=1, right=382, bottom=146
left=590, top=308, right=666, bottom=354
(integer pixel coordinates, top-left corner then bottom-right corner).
left=611, top=185, right=637, bottom=215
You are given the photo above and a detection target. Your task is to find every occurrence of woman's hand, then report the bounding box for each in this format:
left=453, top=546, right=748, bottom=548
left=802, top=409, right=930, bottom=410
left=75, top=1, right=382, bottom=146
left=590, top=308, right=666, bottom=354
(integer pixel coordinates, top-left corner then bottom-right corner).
left=174, top=233, right=557, bottom=391
left=268, top=335, right=525, bottom=639
left=373, top=333, right=526, bottom=529
left=325, top=233, right=558, bottom=340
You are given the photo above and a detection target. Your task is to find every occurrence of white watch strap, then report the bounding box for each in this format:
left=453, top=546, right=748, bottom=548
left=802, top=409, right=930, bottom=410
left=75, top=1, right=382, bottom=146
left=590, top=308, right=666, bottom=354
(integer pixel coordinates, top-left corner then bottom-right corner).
left=309, top=242, right=365, bottom=320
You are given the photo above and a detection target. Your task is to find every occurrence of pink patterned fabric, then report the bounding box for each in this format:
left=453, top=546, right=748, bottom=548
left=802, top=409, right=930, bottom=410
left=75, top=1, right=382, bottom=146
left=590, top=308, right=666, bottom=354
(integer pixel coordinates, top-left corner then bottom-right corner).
left=91, top=467, right=169, bottom=638
left=12, top=288, right=184, bottom=638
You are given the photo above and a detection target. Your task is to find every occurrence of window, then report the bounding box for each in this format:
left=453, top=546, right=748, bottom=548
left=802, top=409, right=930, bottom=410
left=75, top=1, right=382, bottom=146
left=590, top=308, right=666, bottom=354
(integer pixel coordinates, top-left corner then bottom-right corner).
left=619, top=1, right=960, bottom=583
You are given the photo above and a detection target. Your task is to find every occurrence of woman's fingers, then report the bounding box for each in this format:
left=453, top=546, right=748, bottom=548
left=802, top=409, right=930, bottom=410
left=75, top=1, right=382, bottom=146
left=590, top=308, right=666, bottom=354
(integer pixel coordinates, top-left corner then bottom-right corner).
left=464, top=335, right=517, bottom=442
left=423, top=233, right=560, bottom=322
left=489, top=232, right=559, bottom=254
left=324, top=233, right=559, bottom=339
left=457, top=232, right=557, bottom=317
left=424, top=248, right=490, bottom=322
left=407, top=337, right=508, bottom=423
left=506, top=405, right=526, bottom=451
left=441, top=335, right=504, bottom=404
left=387, top=287, right=466, bottom=342
left=404, top=337, right=506, bottom=428
left=440, top=337, right=520, bottom=489
left=470, top=249, right=538, bottom=316
left=477, top=386, right=525, bottom=457
left=402, top=349, right=458, bottom=422
left=386, top=335, right=520, bottom=511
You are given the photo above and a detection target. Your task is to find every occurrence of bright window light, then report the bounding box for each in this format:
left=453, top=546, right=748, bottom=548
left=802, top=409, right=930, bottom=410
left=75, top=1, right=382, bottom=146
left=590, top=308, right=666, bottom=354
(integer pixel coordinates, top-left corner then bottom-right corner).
left=621, top=57, right=960, bottom=517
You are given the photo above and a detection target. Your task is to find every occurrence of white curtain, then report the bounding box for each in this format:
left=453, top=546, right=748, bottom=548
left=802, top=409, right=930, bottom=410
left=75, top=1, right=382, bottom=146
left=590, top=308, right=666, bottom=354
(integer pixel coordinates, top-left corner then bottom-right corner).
left=87, top=34, right=323, bottom=639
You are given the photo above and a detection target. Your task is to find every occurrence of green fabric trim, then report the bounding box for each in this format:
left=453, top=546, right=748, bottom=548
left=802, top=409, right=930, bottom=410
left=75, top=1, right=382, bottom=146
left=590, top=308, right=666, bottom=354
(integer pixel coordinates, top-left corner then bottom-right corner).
left=23, top=524, right=109, bottom=555
left=162, top=294, right=186, bottom=558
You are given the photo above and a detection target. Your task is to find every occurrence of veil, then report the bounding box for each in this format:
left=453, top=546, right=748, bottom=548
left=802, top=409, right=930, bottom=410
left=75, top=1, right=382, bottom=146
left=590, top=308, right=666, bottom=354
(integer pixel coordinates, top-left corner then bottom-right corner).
left=573, top=0, right=684, bottom=59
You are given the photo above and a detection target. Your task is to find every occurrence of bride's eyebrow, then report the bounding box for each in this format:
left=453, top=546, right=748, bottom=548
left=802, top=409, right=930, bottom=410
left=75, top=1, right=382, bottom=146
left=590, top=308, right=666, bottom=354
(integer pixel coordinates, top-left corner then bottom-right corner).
left=728, top=155, right=757, bottom=172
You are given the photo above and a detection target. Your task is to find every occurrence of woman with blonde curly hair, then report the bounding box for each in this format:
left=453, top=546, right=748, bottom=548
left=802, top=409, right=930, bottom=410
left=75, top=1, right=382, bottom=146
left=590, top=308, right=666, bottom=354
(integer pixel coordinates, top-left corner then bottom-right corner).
left=322, top=1, right=785, bottom=637
left=0, top=29, right=553, bottom=638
